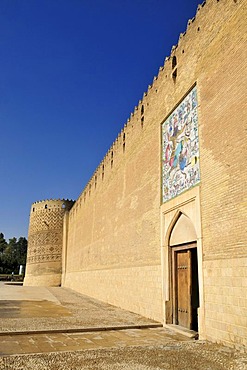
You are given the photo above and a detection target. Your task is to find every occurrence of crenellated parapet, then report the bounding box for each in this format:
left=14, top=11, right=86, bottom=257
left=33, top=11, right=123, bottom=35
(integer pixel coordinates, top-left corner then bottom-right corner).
left=68, top=0, right=242, bottom=217
left=24, top=198, right=75, bottom=286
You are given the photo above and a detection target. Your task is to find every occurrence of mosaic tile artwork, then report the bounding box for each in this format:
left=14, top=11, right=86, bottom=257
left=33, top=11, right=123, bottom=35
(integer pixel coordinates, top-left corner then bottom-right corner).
left=162, top=86, right=200, bottom=203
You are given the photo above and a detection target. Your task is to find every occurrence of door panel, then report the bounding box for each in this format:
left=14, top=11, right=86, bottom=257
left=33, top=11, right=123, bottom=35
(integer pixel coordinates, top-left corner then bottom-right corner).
left=174, top=249, right=192, bottom=328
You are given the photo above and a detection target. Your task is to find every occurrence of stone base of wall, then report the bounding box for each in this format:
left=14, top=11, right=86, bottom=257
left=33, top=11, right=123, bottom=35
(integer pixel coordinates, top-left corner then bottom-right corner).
left=24, top=261, right=62, bottom=287
left=63, top=265, right=163, bottom=322
left=23, top=273, right=61, bottom=287
left=203, top=258, right=247, bottom=349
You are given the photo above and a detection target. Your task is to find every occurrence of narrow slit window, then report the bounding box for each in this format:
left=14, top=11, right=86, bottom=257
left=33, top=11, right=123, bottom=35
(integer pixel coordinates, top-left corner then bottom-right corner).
left=141, top=105, right=144, bottom=115
left=102, top=164, right=104, bottom=180
left=123, top=133, right=126, bottom=152
left=172, top=56, right=177, bottom=69
left=172, top=68, right=177, bottom=81
left=172, top=56, right=177, bottom=81
left=111, top=151, right=114, bottom=168
left=141, top=116, right=144, bottom=128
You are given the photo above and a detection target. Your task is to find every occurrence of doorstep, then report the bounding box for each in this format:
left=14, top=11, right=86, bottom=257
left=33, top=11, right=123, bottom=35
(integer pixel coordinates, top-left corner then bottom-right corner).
left=165, top=324, right=198, bottom=339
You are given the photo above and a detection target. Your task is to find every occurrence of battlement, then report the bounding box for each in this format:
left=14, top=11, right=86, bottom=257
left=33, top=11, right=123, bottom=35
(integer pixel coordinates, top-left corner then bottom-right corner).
left=31, top=199, right=75, bottom=212
left=70, top=0, right=242, bottom=216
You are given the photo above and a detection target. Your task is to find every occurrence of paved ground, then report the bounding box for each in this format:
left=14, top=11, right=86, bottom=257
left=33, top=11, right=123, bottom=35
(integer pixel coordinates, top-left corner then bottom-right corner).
left=0, top=327, right=189, bottom=356
left=0, top=282, right=160, bottom=333
left=1, top=342, right=246, bottom=370
left=0, top=282, right=246, bottom=369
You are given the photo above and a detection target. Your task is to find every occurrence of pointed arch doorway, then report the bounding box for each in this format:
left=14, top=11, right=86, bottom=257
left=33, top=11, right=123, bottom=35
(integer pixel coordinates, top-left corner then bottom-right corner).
left=170, top=213, right=199, bottom=331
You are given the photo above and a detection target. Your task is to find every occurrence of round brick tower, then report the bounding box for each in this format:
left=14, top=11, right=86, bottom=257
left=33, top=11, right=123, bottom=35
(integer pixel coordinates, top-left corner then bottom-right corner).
left=24, top=199, right=75, bottom=286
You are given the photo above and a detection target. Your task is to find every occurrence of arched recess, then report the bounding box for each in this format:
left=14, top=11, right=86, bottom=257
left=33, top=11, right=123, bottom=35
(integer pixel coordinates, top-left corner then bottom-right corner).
left=166, top=211, right=199, bottom=332
left=170, top=212, right=197, bottom=246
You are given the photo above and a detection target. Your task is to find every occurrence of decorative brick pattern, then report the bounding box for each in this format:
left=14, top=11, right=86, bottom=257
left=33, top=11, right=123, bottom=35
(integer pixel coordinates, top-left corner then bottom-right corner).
left=25, top=199, right=74, bottom=286
left=29, top=210, right=64, bottom=234
left=27, top=210, right=64, bottom=265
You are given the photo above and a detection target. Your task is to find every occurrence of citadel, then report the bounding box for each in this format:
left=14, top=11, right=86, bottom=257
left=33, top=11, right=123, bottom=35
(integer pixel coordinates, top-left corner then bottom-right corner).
left=24, top=0, right=247, bottom=350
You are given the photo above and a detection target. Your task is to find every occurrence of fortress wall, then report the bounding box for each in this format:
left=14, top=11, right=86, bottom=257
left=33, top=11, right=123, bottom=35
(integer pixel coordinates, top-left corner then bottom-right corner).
left=63, top=0, right=247, bottom=342
left=64, top=90, right=164, bottom=320
left=198, top=2, right=247, bottom=348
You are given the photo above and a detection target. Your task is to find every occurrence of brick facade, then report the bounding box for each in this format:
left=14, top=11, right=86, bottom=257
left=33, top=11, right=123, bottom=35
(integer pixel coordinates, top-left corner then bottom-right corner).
left=25, top=0, right=247, bottom=349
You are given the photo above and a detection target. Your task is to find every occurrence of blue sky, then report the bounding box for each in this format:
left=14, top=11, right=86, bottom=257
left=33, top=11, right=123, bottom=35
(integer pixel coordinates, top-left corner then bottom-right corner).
left=0, top=0, right=201, bottom=241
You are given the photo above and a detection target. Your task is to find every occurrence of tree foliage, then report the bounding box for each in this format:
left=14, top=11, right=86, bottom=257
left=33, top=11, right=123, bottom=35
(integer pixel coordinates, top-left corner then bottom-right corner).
left=0, top=233, right=27, bottom=274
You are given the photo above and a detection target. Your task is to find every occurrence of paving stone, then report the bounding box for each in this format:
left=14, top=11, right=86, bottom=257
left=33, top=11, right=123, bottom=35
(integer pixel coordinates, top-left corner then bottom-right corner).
left=0, top=283, right=246, bottom=369
left=0, top=284, right=159, bottom=333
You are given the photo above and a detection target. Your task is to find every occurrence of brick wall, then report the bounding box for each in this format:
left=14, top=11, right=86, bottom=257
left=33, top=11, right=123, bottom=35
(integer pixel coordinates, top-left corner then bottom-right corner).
left=63, top=0, right=246, bottom=347
left=64, top=265, right=163, bottom=321
left=199, top=1, right=247, bottom=348
left=204, top=258, right=247, bottom=348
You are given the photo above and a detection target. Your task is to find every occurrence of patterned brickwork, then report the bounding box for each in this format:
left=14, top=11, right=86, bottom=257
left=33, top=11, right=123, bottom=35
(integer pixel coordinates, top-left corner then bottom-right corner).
left=25, top=199, right=74, bottom=286
left=29, top=209, right=64, bottom=233
left=28, top=206, right=66, bottom=265
left=27, top=233, right=62, bottom=264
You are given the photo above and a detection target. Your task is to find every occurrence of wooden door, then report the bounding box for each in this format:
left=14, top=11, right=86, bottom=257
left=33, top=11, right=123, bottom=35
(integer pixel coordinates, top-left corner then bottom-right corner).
left=173, top=249, right=192, bottom=329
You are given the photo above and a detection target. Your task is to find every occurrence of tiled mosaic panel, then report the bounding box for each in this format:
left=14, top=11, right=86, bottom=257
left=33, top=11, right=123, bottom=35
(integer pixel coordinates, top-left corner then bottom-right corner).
left=162, top=86, right=200, bottom=203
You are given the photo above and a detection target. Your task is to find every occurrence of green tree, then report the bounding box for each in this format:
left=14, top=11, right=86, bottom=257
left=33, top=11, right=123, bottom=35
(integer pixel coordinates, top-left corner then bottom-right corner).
left=5, top=237, right=18, bottom=273
left=0, top=233, right=8, bottom=273
left=16, top=237, right=27, bottom=266
left=0, top=233, right=7, bottom=254
left=0, top=233, right=27, bottom=274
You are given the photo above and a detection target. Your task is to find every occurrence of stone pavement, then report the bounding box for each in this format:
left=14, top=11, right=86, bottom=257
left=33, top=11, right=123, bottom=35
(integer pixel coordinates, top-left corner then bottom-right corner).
left=0, top=282, right=160, bottom=334
left=0, top=282, right=246, bottom=369
left=0, top=327, right=189, bottom=356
